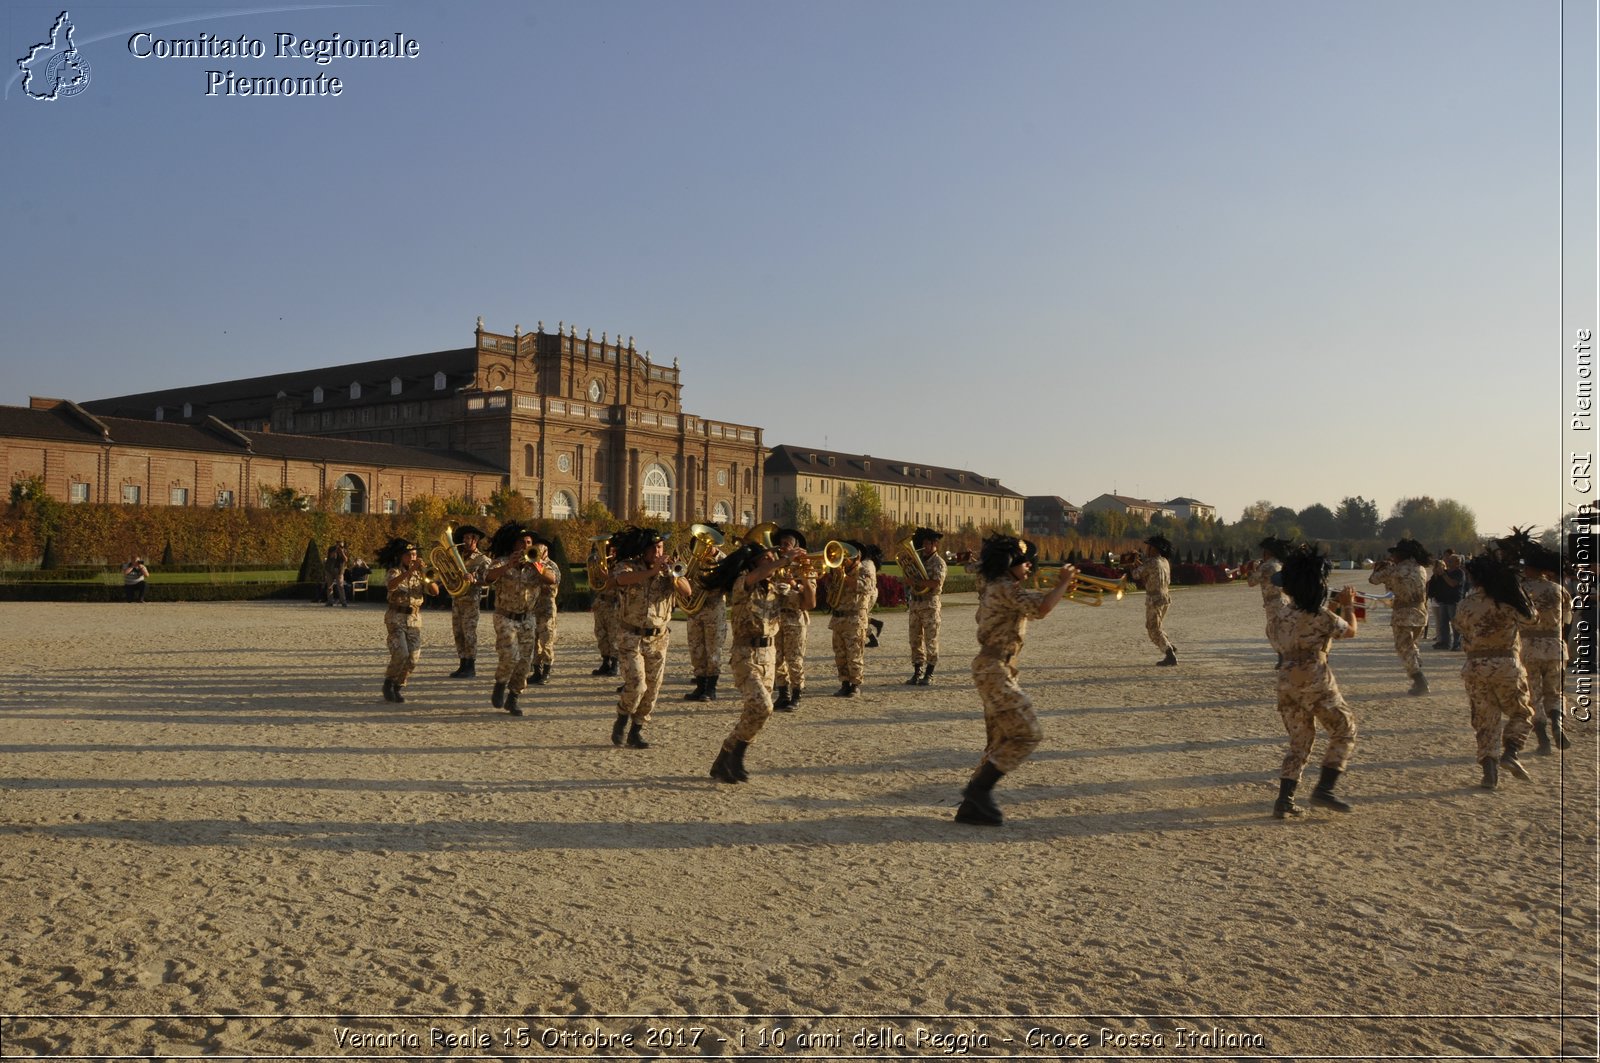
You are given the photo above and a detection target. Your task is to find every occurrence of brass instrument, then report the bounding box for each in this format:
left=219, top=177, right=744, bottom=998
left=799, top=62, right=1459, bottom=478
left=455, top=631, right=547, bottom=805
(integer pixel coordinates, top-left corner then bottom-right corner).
left=741, top=521, right=780, bottom=550
left=895, top=534, right=930, bottom=594
left=677, top=523, right=729, bottom=616
left=781, top=539, right=854, bottom=582
left=824, top=541, right=864, bottom=610
left=1037, top=566, right=1125, bottom=607
left=428, top=524, right=477, bottom=598
left=586, top=533, right=612, bottom=593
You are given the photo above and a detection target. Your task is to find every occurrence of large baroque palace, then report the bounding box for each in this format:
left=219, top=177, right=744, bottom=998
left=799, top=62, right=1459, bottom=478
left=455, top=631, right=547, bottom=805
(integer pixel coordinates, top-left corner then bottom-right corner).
left=1, top=320, right=766, bottom=522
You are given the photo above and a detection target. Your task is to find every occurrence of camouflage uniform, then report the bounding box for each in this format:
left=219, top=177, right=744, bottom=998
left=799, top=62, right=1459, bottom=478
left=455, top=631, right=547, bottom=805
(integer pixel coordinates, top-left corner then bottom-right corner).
left=591, top=581, right=621, bottom=662
left=970, top=575, right=1049, bottom=773
left=615, top=562, right=677, bottom=725
left=383, top=570, right=431, bottom=689
left=686, top=590, right=729, bottom=681
left=491, top=561, right=540, bottom=695
left=450, top=547, right=492, bottom=658
left=532, top=560, right=561, bottom=671
left=1520, top=575, right=1572, bottom=727
left=773, top=575, right=811, bottom=693
left=1131, top=555, right=1175, bottom=653
left=1266, top=601, right=1357, bottom=780
left=1369, top=559, right=1428, bottom=681
left=1454, top=589, right=1537, bottom=762
left=828, top=560, right=877, bottom=686
left=908, top=551, right=947, bottom=671
left=1248, top=558, right=1286, bottom=651
left=720, top=577, right=782, bottom=747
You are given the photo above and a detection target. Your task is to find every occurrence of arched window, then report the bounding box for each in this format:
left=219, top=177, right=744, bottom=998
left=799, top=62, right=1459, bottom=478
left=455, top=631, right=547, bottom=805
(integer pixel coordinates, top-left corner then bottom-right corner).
left=182, top=403, right=192, bottom=418
left=154, top=406, right=164, bottom=421
left=641, top=463, right=672, bottom=519
left=551, top=490, right=575, bottom=519
left=523, top=444, right=535, bottom=477
left=390, top=376, right=402, bottom=395
left=350, top=382, right=362, bottom=400
left=433, top=371, right=447, bottom=391
left=334, top=474, right=366, bottom=514
left=312, top=386, right=324, bottom=404
left=712, top=500, right=731, bottom=524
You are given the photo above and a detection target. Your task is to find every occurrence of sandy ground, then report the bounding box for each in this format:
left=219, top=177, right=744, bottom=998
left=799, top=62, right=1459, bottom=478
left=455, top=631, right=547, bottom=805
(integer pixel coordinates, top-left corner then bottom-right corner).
left=0, top=574, right=1595, bottom=1061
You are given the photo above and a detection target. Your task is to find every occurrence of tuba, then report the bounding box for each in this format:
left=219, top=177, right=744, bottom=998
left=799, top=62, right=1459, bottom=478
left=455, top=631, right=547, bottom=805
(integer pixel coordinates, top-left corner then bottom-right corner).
left=895, top=534, right=929, bottom=595
left=824, top=541, right=864, bottom=610
left=429, top=524, right=476, bottom=598
left=677, top=523, right=728, bottom=616
left=586, top=533, right=613, bottom=594
left=740, top=521, right=780, bottom=550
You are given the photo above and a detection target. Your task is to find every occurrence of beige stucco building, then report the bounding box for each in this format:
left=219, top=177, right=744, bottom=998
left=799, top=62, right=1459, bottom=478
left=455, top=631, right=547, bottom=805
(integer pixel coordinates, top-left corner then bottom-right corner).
left=762, top=445, right=1023, bottom=532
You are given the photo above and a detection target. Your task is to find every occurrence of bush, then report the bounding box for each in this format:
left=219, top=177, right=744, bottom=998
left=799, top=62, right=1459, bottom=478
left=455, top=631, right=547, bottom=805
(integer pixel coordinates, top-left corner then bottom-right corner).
left=876, top=573, right=907, bottom=608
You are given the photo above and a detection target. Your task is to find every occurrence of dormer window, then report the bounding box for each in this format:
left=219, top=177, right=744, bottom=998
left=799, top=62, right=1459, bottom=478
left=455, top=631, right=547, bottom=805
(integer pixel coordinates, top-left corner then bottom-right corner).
left=433, top=371, right=447, bottom=391
left=182, top=403, right=192, bottom=418
left=312, top=386, right=324, bottom=404
left=350, top=382, right=362, bottom=400
left=154, top=406, right=164, bottom=421
left=390, top=376, right=402, bottom=396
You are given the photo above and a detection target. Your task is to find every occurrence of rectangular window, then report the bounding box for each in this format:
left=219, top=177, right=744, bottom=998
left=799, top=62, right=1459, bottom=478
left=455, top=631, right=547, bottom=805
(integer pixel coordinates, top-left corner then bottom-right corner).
left=121, top=484, right=141, bottom=505
left=169, top=488, right=189, bottom=506
left=383, top=499, right=398, bottom=514
left=69, top=482, right=89, bottom=504
left=216, top=489, right=234, bottom=508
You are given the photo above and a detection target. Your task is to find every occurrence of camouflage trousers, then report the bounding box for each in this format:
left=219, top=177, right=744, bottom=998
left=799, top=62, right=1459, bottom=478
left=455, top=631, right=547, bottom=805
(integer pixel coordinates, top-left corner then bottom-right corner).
left=775, top=611, right=808, bottom=690
left=686, top=609, right=727, bottom=678
left=908, top=599, right=941, bottom=669
left=722, top=641, right=777, bottom=748
left=1276, top=682, right=1357, bottom=780
left=1145, top=595, right=1173, bottom=653
left=829, top=610, right=869, bottom=684
left=591, top=597, right=619, bottom=658
left=972, top=652, right=1043, bottom=774
left=534, top=606, right=558, bottom=668
left=1523, top=657, right=1565, bottom=724
left=451, top=597, right=482, bottom=658
left=383, top=609, right=422, bottom=686
left=1463, top=656, right=1535, bottom=761
left=492, top=612, right=536, bottom=694
left=1391, top=623, right=1425, bottom=678
left=616, top=628, right=670, bottom=724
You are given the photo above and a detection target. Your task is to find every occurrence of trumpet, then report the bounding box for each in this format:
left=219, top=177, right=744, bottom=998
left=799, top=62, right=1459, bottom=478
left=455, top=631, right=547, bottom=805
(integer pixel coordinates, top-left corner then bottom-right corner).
left=783, top=539, right=856, bottom=581
left=428, top=524, right=477, bottom=598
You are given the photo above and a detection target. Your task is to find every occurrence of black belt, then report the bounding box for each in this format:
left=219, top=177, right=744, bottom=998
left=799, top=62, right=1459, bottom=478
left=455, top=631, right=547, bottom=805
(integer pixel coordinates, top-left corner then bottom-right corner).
left=496, top=610, right=528, bottom=622
left=748, top=636, right=773, bottom=648
left=830, top=609, right=856, bottom=618
left=1465, top=649, right=1515, bottom=659
left=627, top=624, right=666, bottom=638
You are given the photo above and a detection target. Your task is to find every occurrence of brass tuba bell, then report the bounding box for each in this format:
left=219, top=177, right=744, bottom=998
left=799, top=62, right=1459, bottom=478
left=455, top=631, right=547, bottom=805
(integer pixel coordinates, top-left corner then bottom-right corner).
left=429, top=524, right=477, bottom=598
left=676, top=523, right=728, bottom=616
left=894, top=533, right=929, bottom=592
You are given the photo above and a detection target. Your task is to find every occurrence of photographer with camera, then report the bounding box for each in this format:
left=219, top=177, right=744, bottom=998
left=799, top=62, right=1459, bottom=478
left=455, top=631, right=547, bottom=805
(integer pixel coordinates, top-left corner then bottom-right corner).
left=121, top=555, right=149, bottom=603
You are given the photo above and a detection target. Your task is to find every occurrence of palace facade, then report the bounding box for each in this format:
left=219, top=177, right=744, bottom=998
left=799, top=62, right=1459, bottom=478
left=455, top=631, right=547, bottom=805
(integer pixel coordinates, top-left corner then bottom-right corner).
left=762, top=445, right=1024, bottom=532
left=69, top=320, right=766, bottom=522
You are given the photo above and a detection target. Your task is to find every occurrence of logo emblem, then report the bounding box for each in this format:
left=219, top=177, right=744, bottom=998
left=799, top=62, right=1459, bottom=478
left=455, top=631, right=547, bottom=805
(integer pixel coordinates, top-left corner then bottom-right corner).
left=18, top=11, right=92, bottom=101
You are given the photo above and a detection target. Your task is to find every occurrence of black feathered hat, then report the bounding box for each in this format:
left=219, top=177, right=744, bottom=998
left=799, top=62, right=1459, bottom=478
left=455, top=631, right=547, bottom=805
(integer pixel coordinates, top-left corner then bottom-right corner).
left=912, top=527, right=944, bottom=549
left=376, top=537, right=418, bottom=569
left=1465, top=553, right=1533, bottom=617
left=1259, top=536, right=1294, bottom=560
left=775, top=527, right=807, bottom=550
left=979, top=535, right=1038, bottom=580
left=612, top=525, right=665, bottom=561
left=1522, top=543, right=1561, bottom=575
left=1144, top=534, right=1173, bottom=559
left=489, top=522, right=532, bottom=558
left=1280, top=544, right=1333, bottom=614
left=452, top=524, right=486, bottom=544
left=1387, top=538, right=1431, bottom=566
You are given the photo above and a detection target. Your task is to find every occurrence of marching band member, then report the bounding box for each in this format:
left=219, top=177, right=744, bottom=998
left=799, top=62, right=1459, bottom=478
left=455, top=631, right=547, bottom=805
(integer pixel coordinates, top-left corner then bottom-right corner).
left=1455, top=553, right=1538, bottom=789
left=905, top=528, right=948, bottom=686
left=589, top=534, right=620, bottom=677
left=954, top=535, right=1074, bottom=826
left=705, top=539, right=811, bottom=783
left=484, top=523, right=541, bottom=717
left=772, top=528, right=814, bottom=712
left=1127, top=535, right=1178, bottom=666
left=1266, top=545, right=1359, bottom=819
left=1516, top=541, right=1573, bottom=754
left=828, top=541, right=878, bottom=698
left=683, top=524, right=729, bottom=704
left=1247, top=536, right=1293, bottom=669
left=376, top=537, right=440, bottom=704
left=526, top=534, right=561, bottom=685
left=609, top=526, right=692, bottom=748
left=1369, top=537, right=1432, bottom=695
left=446, top=525, right=492, bottom=679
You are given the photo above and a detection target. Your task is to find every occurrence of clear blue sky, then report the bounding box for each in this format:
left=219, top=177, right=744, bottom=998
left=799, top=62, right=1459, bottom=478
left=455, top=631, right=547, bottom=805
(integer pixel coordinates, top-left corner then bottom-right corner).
left=3, top=0, right=1587, bottom=537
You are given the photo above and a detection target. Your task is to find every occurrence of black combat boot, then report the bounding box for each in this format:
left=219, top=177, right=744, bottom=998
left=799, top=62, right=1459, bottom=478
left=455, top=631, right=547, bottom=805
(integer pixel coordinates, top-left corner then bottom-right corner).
left=505, top=691, right=522, bottom=717
left=1479, top=756, right=1499, bottom=790
left=382, top=678, right=398, bottom=703
left=955, top=761, right=1005, bottom=825
left=709, top=746, right=741, bottom=783
left=727, top=739, right=750, bottom=781
left=866, top=618, right=883, bottom=648
left=1534, top=721, right=1552, bottom=756
left=1158, top=648, right=1178, bottom=667
left=905, top=666, right=924, bottom=686
left=449, top=657, right=473, bottom=678
left=592, top=658, right=610, bottom=676
left=788, top=687, right=803, bottom=709
left=626, top=722, right=650, bottom=749
left=1273, top=777, right=1303, bottom=819
left=917, top=664, right=934, bottom=686
left=1309, top=766, right=1352, bottom=812
left=704, top=675, right=719, bottom=701
left=1551, top=711, right=1571, bottom=750
left=1500, top=744, right=1531, bottom=781
left=1408, top=672, right=1429, bottom=696
left=528, top=663, right=547, bottom=686
left=611, top=714, right=629, bottom=746
left=683, top=677, right=708, bottom=702
left=391, top=682, right=406, bottom=704
left=1274, top=653, right=1283, bottom=670
left=491, top=681, right=506, bottom=709
left=605, top=657, right=620, bottom=677
left=774, top=685, right=791, bottom=711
